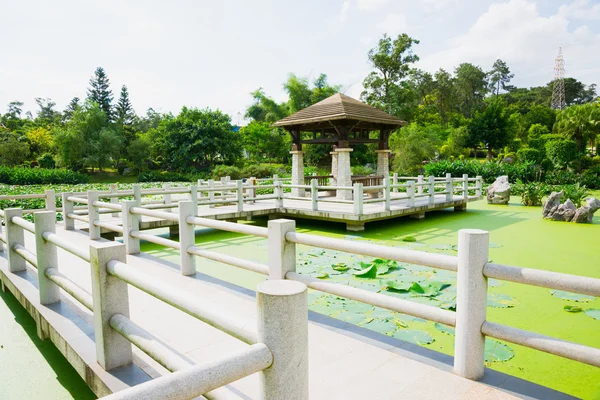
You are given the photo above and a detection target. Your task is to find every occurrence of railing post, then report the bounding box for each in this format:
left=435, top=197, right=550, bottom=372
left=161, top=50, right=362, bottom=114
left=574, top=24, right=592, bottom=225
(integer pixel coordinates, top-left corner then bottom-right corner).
left=428, top=176, right=435, bottom=205
left=178, top=201, right=196, bottom=276
left=110, top=184, right=119, bottom=217
left=34, top=211, right=60, bottom=305
left=62, top=192, right=74, bottom=230
left=353, top=183, right=363, bottom=215
left=267, top=219, right=295, bottom=280
left=236, top=180, right=244, bottom=212
left=476, top=176, right=483, bottom=198
left=121, top=200, right=140, bottom=255
left=248, top=177, right=256, bottom=204
left=208, top=180, right=215, bottom=209
left=311, top=179, right=318, bottom=211
left=88, top=190, right=100, bottom=240
left=392, top=172, right=398, bottom=193
left=0, top=213, right=4, bottom=252
left=417, top=174, right=424, bottom=195
left=4, top=208, right=25, bottom=273
left=384, top=177, right=391, bottom=211
left=197, top=180, right=205, bottom=204
left=44, top=190, right=56, bottom=211
left=257, top=280, right=308, bottom=400
left=274, top=175, right=283, bottom=208
left=162, top=183, right=172, bottom=212
left=445, top=173, right=453, bottom=202
left=89, top=241, right=132, bottom=370
left=463, top=174, right=469, bottom=200
left=189, top=185, right=198, bottom=211
left=407, top=181, right=415, bottom=207
left=133, top=184, right=142, bottom=205
left=454, top=229, right=489, bottom=380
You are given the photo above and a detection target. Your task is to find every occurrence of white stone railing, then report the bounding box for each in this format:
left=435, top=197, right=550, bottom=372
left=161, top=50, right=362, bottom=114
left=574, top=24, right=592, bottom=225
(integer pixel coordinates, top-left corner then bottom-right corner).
left=0, top=207, right=308, bottom=399
left=1, top=202, right=600, bottom=396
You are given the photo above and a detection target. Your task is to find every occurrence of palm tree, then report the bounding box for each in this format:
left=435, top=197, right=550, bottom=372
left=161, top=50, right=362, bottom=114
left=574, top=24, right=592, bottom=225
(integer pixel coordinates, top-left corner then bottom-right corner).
left=555, top=103, right=600, bottom=153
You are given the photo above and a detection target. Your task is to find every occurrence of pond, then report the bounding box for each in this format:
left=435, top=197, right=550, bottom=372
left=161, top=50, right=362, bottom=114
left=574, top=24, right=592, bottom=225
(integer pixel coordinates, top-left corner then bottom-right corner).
left=141, top=195, right=600, bottom=400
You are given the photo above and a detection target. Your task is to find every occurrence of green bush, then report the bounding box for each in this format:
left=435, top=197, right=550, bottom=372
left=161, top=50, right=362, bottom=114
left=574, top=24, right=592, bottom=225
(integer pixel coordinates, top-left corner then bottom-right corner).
left=241, top=164, right=278, bottom=178
left=37, top=154, right=56, bottom=169
left=545, top=139, right=578, bottom=169
left=516, top=148, right=541, bottom=164
left=516, top=181, right=550, bottom=206
left=578, top=168, right=600, bottom=189
left=559, top=183, right=589, bottom=207
left=351, top=165, right=376, bottom=176
left=423, top=160, right=538, bottom=183
left=0, top=167, right=88, bottom=185
left=544, top=170, right=578, bottom=185
left=138, top=170, right=207, bottom=182
left=211, top=165, right=242, bottom=180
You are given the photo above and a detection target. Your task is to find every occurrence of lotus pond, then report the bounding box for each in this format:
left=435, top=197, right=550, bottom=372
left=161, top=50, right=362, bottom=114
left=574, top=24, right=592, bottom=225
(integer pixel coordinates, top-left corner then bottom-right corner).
left=142, top=195, right=600, bottom=399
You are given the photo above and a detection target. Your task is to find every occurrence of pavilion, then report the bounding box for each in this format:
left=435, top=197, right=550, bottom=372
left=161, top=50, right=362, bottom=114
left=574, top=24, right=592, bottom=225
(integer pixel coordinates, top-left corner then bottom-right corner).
left=273, top=93, right=407, bottom=200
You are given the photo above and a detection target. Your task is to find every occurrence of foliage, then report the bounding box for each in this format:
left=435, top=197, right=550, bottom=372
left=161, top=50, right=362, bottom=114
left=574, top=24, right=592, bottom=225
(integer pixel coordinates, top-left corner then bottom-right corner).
left=127, top=137, right=152, bottom=172
left=0, top=135, right=30, bottom=166
left=488, top=59, right=514, bottom=97
left=137, top=170, right=206, bottom=183
left=361, top=33, right=420, bottom=119
left=578, top=168, right=600, bottom=189
left=390, top=123, right=440, bottom=174
left=240, top=122, right=290, bottom=162
left=516, top=148, right=541, bottom=164
left=351, top=165, right=376, bottom=176
left=212, top=165, right=242, bottom=180
left=25, top=127, right=52, bottom=157
left=454, top=63, right=488, bottom=118
left=559, top=183, right=589, bottom=207
left=87, top=66, right=114, bottom=120
left=468, top=99, right=511, bottom=158
left=555, top=103, right=600, bottom=153
left=424, top=159, right=538, bottom=183
left=37, top=153, right=56, bottom=169
left=154, top=107, right=241, bottom=171
left=516, top=181, right=549, bottom=206
left=242, top=164, right=279, bottom=178
left=545, top=139, right=578, bottom=169
left=0, top=167, right=88, bottom=185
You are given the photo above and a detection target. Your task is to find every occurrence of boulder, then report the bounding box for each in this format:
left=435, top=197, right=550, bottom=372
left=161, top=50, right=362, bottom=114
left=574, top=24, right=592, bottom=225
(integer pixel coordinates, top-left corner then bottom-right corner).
left=486, top=175, right=511, bottom=205
left=572, top=198, right=600, bottom=223
left=543, top=192, right=600, bottom=223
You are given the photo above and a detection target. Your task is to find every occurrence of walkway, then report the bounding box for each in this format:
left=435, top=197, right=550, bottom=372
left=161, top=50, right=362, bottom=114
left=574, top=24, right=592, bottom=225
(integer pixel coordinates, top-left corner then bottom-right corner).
left=0, top=223, right=574, bottom=399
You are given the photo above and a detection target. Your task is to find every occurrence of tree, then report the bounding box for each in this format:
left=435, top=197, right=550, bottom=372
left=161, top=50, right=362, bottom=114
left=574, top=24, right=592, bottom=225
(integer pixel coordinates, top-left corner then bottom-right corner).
left=115, top=85, right=135, bottom=125
left=127, top=137, right=152, bottom=172
left=157, top=107, right=242, bottom=171
left=361, top=33, right=420, bottom=119
left=26, top=127, right=52, bottom=157
left=87, top=67, right=114, bottom=119
left=523, top=105, right=556, bottom=133
left=0, top=135, right=30, bottom=166
left=555, top=103, right=600, bottom=153
left=389, top=123, right=440, bottom=174
left=546, top=139, right=578, bottom=169
left=245, top=88, right=288, bottom=123
left=454, top=63, right=488, bottom=118
left=34, top=98, right=58, bottom=125
left=1, top=101, right=27, bottom=132
left=488, top=59, right=514, bottom=97
left=468, top=100, right=511, bottom=159
left=63, top=97, right=81, bottom=121
left=240, top=121, right=289, bottom=162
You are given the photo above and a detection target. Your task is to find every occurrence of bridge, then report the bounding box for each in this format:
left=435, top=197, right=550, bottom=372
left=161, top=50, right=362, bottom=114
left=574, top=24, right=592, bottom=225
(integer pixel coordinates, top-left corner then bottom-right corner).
left=0, top=176, right=599, bottom=399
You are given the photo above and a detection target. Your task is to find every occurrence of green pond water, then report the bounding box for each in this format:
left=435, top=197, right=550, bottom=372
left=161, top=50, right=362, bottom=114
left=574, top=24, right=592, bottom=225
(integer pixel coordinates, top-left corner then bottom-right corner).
left=143, top=195, right=600, bottom=400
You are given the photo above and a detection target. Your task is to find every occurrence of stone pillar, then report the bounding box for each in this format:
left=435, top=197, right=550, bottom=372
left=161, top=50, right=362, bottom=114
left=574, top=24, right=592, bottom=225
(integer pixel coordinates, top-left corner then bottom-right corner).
left=328, top=151, right=338, bottom=196
left=376, top=149, right=391, bottom=177
left=290, top=150, right=305, bottom=198
left=336, top=148, right=353, bottom=200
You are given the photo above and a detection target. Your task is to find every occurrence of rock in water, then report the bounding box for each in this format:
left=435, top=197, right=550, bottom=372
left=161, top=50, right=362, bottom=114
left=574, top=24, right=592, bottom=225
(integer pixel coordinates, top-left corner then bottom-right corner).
left=543, top=192, right=600, bottom=223
left=487, top=176, right=511, bottom=205
left=572, top=198, right=600, bottom=223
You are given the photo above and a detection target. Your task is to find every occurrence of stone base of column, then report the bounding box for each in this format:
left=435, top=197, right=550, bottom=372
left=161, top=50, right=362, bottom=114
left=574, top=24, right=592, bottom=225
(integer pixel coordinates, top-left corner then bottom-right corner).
left=455, top=204, right=467, bottom=211
left=290, top=150, right=305, bottom=198
left=410, top=212, right=426, bottom=220
left=336, top=148, right=353, bottom=201
left=346, top=222, right=365, bottom=231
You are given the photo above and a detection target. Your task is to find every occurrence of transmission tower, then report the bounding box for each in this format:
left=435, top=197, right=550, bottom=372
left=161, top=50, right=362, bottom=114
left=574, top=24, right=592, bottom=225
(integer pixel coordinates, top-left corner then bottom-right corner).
left=551, top=47, right=566, bottom=110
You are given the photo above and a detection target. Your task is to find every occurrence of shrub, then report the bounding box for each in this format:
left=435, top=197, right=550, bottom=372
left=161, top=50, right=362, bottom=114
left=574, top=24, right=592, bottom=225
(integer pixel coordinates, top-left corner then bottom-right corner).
left=0, top=167, right=88, bottom=185
left=423, top=160, right=538, bottom=183
left=37, top=154, right=56, bottom=169
left=241, top=164, right=278, bottom=178
left=517, top=181, right=549, bottom=206
left=546, top=139, right=578, bottom=169
left=545, top=170, right=578, bottom=185
left=351, top=165, right=376, bottom=176
left=559, top=183, right=589, bottom=207
left=138, top=170, right=207, bottom=183
left=211, top=165, right=242, bottom=180
left=516, top=148, right=541, bottom=164
left=578, top=168, right=600, bottom=189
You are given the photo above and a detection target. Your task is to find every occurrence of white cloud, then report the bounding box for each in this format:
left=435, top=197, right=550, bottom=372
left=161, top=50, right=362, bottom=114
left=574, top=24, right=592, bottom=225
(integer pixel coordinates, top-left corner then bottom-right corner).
left=558, top=0, right=600, bottom=21
left=340, top=0, right=351, bottom=22
left=418, top=0, right=600, bottom=86
left=420, top=0, right=458, bottom=12
left=378, top=13, right=421, bottom=36
left=356, top=0, right=390, bottom=11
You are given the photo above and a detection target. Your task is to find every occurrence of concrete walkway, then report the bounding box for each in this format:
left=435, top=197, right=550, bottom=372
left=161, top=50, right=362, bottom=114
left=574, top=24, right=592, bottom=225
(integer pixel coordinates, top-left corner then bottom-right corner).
left=0, top=224, right=574, bottom=399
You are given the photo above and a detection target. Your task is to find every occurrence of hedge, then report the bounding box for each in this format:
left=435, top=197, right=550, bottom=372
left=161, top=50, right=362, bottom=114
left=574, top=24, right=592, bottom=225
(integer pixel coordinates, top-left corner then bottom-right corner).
left=423, top=160, right=538, bottom=183
left=0, top=167, right=89, bottom=185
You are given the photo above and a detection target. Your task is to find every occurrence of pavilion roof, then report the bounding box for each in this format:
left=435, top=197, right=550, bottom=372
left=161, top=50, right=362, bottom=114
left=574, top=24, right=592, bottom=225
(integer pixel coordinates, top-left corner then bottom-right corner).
left=272, top=93, right=407, bottom=130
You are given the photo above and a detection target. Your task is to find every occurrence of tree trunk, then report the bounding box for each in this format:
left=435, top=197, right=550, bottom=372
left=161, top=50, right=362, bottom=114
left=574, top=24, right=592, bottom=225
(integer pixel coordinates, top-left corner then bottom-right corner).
left=487, top=144, right=493, bottom=160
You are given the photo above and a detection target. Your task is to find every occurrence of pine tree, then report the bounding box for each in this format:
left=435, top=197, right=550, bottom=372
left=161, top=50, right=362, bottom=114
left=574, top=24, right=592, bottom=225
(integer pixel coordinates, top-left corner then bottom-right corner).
left=63, top=97, right=80, bottom=121
left=115, top=85, right=135, bottom=125
left=87, top=67, right=114, bottom=119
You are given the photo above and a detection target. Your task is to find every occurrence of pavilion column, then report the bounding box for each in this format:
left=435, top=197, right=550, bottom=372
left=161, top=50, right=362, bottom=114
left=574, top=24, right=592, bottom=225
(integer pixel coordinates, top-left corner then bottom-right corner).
left=336, top=148, right=353, bottom=200
left=290, top=150, right=305, bottom=198
left=376, top=150, right=392, bottom=177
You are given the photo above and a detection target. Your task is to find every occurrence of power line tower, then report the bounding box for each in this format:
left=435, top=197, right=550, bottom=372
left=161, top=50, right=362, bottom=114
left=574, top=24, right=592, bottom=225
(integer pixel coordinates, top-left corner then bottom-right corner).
left=551, top=47, right=566, bottom=110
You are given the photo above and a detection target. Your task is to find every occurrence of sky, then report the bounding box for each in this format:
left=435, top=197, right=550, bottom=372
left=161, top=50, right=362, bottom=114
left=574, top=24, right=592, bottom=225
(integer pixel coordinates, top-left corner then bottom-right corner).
left=0, top=0, right=599, bottom=124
